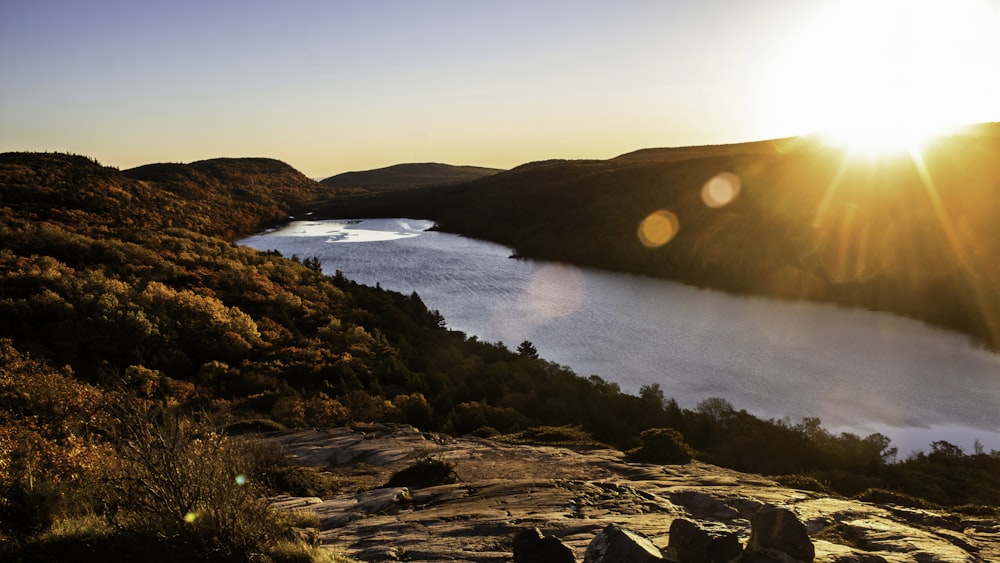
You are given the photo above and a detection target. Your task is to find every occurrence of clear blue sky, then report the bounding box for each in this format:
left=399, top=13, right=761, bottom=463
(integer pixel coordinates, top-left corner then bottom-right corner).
left=2, top=0, right=998, bottom=177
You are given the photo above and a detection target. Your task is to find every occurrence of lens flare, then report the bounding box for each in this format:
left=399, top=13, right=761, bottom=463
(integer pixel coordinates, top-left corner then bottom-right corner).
left=637, top=210, right=680, bottom=248
left=184, top=511, right=198, bottom=523
left=235, top=474, right=248, bottom=486
left=528, top=263, right=586, bottom=318
left=701, top=172, right=741, bottom=208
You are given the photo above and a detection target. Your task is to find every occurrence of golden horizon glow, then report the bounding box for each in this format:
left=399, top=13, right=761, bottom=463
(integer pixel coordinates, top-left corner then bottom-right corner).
left=818, top=122, right=959, bottom=158
left=763, top=0, right=1000, bottom=159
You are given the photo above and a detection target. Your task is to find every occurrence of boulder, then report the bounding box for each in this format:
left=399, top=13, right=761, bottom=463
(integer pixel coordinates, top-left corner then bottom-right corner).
left=584, top=524, right=664, bottom=563
left=513, top=527, right=577, bottom=563
left=665, top=518, right=742, bottom=563
left=747, top=505, right=815, bottom=563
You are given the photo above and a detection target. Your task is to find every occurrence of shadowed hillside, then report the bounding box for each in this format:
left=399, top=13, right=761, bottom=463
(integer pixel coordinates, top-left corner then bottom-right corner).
left=312, top=128, right=1000, bottom=350
left=320, top=162, right=501, bottom=194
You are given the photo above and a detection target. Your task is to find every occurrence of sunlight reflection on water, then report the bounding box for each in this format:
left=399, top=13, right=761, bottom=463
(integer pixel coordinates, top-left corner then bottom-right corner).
left=265, top=220, right=423, bottom=243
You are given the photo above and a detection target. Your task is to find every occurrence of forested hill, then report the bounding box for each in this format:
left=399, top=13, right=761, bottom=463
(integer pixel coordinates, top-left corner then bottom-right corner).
left=122, top=156, right=324, bottom=238
left=320, top=162, right=502, bottom=194
left=3, top=151, right=1000, bottom=561
left=0, top=153, right=324, bottom=240
left=311, top=130, right=1000, bottom=350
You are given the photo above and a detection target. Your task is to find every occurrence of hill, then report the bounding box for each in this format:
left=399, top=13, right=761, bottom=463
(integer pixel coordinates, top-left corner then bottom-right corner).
left=613, top=135, right=812, bottom=163
left=3, top=151, right=999, bottom=560
left=320, top=162, right=502, bottom=194
left=311, top=128, right=1000, bottom=350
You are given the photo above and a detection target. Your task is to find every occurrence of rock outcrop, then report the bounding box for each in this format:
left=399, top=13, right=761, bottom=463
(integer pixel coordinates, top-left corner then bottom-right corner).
left=666, top=518, right=742, bottom=563
left=747, top=505, right=815, bottom=563
left=513, top=528, right=575, bottom=563
left=583, top=524, right=664, bottom=563
left=261, top=424, right=1000, bottom=562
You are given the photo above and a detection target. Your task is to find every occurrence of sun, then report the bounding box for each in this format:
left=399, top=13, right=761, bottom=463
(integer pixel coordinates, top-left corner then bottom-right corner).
left=761, top=0, right=1000, bottom=157
left=817, top=115, right=956, bottom=158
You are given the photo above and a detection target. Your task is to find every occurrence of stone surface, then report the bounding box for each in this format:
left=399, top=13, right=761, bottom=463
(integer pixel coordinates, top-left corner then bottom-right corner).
left=584, top=524, right=663, bottom=563
left=259, top=424, right=1000, bottom=563
left=666, top=518, right=742, bottom=563
left=747, top=505, right=815, bottom=563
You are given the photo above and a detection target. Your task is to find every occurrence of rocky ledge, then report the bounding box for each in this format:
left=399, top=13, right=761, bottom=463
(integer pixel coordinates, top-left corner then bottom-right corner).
left=261, top=424, right=999, bottom=562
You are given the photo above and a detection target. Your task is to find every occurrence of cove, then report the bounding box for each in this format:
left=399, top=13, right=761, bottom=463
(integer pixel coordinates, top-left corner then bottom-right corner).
left=239, top=218, right=1000, bottom=455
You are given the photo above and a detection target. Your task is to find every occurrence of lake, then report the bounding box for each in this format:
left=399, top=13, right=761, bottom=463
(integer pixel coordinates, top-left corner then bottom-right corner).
left=239, top=218, right=1000, bottom=455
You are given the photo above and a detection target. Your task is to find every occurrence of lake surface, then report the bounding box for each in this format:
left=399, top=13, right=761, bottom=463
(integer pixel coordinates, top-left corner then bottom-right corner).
left=240, top=218, right=1000, bottom=455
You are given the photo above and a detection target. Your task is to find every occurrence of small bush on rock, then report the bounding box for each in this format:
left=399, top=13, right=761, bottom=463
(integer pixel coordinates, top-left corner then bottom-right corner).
left=385, top=456, right=457, bottom=489
left=495, top=425, right=604, bottom=447
left=773, top=474, right=832, bottom=494
left=627, top=427, right=695, bottom=464
left=854, top=488, right=931, bottom=509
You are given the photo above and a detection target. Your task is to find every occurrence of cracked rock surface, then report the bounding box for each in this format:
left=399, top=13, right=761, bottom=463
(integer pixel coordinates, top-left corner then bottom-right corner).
left=261, top=424, right=999, bottom=562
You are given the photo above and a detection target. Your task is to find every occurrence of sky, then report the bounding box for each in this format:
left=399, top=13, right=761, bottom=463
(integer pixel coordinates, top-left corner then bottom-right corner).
left=1, top=0, right=998, bottom=178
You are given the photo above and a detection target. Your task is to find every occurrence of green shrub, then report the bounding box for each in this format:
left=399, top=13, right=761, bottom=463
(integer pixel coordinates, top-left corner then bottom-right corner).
left=626, top=427, right=695, bottom=464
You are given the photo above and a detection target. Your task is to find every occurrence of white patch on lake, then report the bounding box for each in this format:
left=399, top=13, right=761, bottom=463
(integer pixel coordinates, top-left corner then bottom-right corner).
left=263, top=220, right=423, bottom=242
left=241, top=218, right=1000, bottom=455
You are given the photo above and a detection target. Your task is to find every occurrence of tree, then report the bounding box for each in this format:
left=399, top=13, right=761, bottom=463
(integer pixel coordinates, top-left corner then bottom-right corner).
left=696, top=397, right=735, bottom=423
left=928, top=440, right=964, bottom=460
left=516, top=340, right=539, bottom=359
left=639, top=383, right=667, bottom=410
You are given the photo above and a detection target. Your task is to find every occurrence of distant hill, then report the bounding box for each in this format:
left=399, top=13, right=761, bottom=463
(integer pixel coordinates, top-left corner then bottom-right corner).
left=613, top=136, right=814, bottom=163
left=311, top=127, right=1000, bottom=349
left=320, top=162, right=502, bottom=193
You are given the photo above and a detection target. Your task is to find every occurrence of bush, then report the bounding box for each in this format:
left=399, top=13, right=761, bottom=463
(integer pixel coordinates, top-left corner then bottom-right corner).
left=854, top=488, right=932, bottom=509
left=224, top=417, right=287, bottom=434
left=247, top=441, right=350, bottom=499
left=495, top=425, right=604, bottom=447
left=951, top=504, right=1000, bottom=517
left=626, top=427, right=695, bottom=464
left=810, top=469, right=879, bottom=497
left=0, top=478, right=64, bottom=538
left=264, top=464, right=350, bottom=499
left=385, top=456, right=457, bottom=489
left=101, top=398, right=283, bottom=561
left=773, top=474, right=832, bottom=494
left=470, top=426, right=500, bottom=438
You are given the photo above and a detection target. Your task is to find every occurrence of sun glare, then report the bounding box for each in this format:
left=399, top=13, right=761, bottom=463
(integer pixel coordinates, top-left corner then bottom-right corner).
left=819, top=120, right=954, bottom=157
left=762, top=0, right=1000, bottom=157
